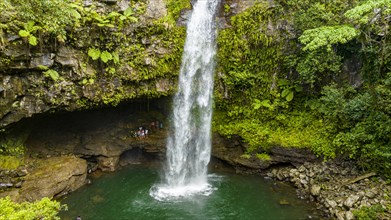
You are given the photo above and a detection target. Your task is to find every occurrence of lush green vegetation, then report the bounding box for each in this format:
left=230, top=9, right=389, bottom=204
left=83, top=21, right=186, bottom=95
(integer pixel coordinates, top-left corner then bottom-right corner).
left=0, top=197, right=66, bottom=220
left=214, top=0, right=391, bottom=179
left=0, top=0, right=189, bottom=108
left=353, top=204, right=389, bottom=219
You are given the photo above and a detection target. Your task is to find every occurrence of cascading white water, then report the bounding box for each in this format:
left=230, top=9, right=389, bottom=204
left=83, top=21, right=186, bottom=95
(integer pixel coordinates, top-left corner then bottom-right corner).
left=150, top=0, right=220, bottom=200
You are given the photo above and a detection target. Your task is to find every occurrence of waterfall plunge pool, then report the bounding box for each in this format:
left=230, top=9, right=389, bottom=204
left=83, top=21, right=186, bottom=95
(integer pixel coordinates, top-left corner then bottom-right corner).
left=59, top=165, right=322, bottom=220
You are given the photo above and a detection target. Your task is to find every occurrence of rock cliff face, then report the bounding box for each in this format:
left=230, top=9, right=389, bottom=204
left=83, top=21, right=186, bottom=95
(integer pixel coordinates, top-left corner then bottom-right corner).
left=0, top=0, right=181, bottom=129
left=0, top=0, right=264, bottom=130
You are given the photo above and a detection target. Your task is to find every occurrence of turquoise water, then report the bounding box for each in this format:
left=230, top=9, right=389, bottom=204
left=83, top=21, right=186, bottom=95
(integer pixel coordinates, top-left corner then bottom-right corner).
left=60, top=166, right=320, bottom=220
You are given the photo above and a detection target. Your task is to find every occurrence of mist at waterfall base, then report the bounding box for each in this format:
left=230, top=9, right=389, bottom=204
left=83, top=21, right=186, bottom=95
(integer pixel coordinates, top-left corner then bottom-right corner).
left=60, top=166, right=321, bottom=220
left=149, top=0, right=219, bottom=200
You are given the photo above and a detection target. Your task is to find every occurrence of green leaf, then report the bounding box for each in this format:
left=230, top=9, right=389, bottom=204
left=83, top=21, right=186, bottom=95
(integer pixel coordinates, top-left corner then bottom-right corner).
left=281, top=88, right=290, bottom=98
left=253, top=99, right=261, bottom=110
left=286, top=91, right=294, bottom=102
left=88, top=48, right=101, bottom=60
left=70, top=9, right=81, bottom=19
left=260, top=99, right=272, bottom=108
left=127, top=17, right=138, bottom=23
left=45, top=69, right=59, bottom=81
left=278, top=79, right=290, bottom=87
left=124, top=7, right=133, bottom=17
left=18, top=30, right=29, bottom=37
left=112, top=52, right=119, bottom=64
left=100, top=51, right=113, bottom=63
left=295, top=86, right=303, bottom=92
left=107, top=67, right=116, bottom=74
left=107, top=12, right=121, bottom=18
left=28, top=35, right=38, bottom=46
left=37, top=65, right=49, bottom=70
left=25, top=21, right=35, bottom=32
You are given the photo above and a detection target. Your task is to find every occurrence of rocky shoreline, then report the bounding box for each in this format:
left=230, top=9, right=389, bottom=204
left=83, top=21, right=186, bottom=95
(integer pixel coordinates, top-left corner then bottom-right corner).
left=266, top=160, right=391, bottom=220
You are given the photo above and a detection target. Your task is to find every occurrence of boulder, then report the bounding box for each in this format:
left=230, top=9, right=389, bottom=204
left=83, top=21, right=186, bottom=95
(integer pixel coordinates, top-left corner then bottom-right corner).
left=16, top=156, right=87, bottom=202
left=326, top=198, right=338, bottom=208
left=345, top=211, right=354, bottom=220
left=344, top=195, right=361, bottom=208
left=310, top=184, right=321, bottom=196
left=97, top=156, right=119, bottom=172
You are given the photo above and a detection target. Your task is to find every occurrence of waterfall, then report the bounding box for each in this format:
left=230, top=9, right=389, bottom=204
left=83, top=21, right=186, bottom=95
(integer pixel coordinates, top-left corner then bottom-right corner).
left=151, top=0, right=220, bottom=200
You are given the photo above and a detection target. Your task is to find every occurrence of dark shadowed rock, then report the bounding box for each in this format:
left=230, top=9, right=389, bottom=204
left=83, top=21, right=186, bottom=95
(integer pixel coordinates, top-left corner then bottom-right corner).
left=269, top=147, right=319, bottom=164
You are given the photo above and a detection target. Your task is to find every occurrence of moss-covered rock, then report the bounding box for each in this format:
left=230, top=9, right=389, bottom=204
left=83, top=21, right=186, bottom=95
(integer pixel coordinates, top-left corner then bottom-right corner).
left=0, top=156, right=87, bottom=202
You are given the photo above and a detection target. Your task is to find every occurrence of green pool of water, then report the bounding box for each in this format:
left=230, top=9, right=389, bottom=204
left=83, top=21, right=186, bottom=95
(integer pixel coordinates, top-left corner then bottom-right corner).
left=60, top=166, right=320, bottom=220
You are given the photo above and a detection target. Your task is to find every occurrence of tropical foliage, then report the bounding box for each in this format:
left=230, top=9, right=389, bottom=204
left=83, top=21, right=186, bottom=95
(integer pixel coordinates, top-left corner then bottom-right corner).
left=0, top=197, right=65, bottom=220
left=214, top=0, right=391, bottom=179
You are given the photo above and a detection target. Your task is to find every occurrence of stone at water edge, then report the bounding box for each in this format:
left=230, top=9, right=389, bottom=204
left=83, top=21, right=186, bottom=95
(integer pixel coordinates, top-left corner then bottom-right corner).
left=344, top=195, right=361, bottom=208
left=310, top=184, right=321, bottom=196
left=18, top=156, right=87, bottom=202
left=279, top=199, right=290, bottom=205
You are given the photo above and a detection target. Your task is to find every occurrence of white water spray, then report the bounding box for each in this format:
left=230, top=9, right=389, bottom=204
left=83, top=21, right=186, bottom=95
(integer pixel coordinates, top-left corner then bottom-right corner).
left=151, top=0, right=220, bottom=200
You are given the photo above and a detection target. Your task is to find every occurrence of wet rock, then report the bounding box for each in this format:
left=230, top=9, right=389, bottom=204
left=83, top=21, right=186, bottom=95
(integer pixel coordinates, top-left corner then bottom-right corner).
left=97, top=156, right=119, bottom=172
left=310, top=185, right=321, bottom=196
left=279, top=199, right=290, bottom=205
left=30, top=53, right=55, bottom=68
left=276, top=170, right=284, bottom=181
left=177, top=9, right=192, bottom=27
left=365, top=189, right=377, bottom=199
left=344, top=195, right=360, bottom=208
left=55, top=46, right=82, bottom=68
left=335, top=210, right=345, bottom=220
left=16, top=168, right=28, bottom=177
left=0, top=182, right=13, bottom=188
left=345, top=211, right=354, bottom=220
left=326, top=199, right=338, bottom=208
